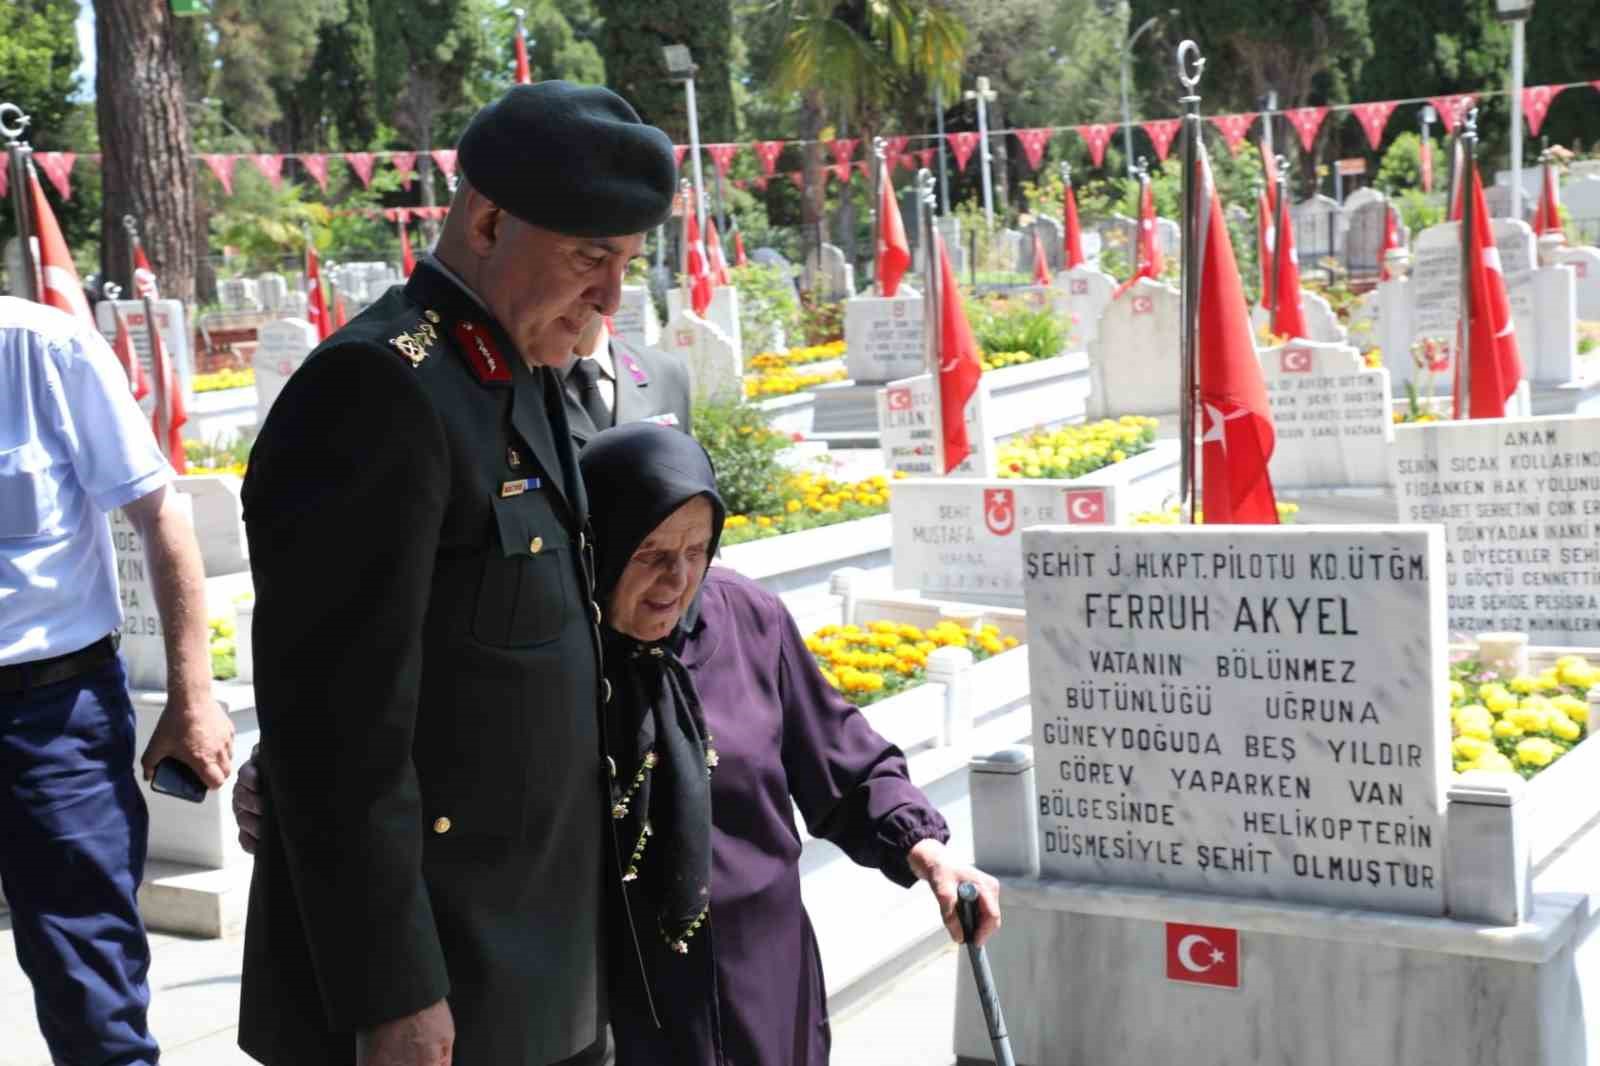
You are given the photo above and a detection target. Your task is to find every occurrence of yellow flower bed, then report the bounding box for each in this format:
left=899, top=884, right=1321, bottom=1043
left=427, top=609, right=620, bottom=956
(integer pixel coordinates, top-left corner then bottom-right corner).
left=1451, top=655, right=1597, bottom=778
left=996, top=417, right=1158, bottom=480
left=186, top=463, right=247, bottom=477
left=209, top=616, right=237, bottom=680
left=744, top=366, right=848, bottom=398
left=981, top=350, right=1038, bottom=372
left=193, top=367, right=255, bottom=393
left=807, top=619, right=1021, bottom=707
left=747, top=340, right=847, bottom=370
left=722, top=470, right=903, bottom=546
left=1132, top=501, right=1301, bottom=524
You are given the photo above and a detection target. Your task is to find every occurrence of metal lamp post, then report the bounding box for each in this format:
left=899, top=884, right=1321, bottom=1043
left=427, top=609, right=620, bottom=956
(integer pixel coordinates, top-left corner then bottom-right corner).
left=965, top=76, right=998, bottom=229
left=1120, top=9, right=1177, bottom=178
left=662, top=45, right=706, bottom=243
left=1495, top=0, right=1535, bottom=220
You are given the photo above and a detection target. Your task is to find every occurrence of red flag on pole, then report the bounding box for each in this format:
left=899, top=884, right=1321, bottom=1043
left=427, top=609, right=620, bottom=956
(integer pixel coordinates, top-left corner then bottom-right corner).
left=24, top=166, right=93, bottom=324
left=1379, top=204, right=1401, bottom=281
left=132, top=242, right=160, bottom=301
left=1420, top=136, right=1434, bottom=193
left=705, top=215, right=731, bottom=286
left=1116, top=175, right=1163, bottom=296
left=1533, top=159, right=1562, bottom=237
left=684, top=205, right=713, bottom=316
left=1031, top=229, right=1051, bottom=286
left=1195, top=141, right=1278, bottom=525
left=306, top=242, right=332, bottom=340
left=935, top=232, right=982, bottom=474
left=514, top=22, right=532, bottom=84
left=333, top=292, right=349, bottom=330
left=1063, top=171, right=1085, bottom=269
left=149, top=309, right=187, bottom=474
left=732, top=227, right=748, bottom=267
left=876, top=161, right=911, bottom=297
left=1270, top=192, right=1308, bottom=342
left=109, top=304, right=151, bottom=401
left=399, top=219, right=416, bottom=277
left=1456, top=167, right=1524, bottom=420
left=1256, top=188, right=1274, bottom=311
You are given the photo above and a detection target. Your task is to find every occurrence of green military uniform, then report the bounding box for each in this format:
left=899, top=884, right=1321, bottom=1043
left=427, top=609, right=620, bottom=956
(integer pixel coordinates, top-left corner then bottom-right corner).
left=238, top=259, right=636, bottom=1065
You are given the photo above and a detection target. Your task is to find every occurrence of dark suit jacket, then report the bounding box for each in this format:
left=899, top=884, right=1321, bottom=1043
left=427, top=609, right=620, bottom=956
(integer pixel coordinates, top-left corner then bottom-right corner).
left=238, top=262, right=636, bottom=1066
left=562, top=334, right=693, bottom=446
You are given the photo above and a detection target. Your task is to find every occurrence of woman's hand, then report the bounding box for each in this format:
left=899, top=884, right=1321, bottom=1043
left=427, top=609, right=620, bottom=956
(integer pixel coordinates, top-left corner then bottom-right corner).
left=908, top=838, right=1002, bottom=946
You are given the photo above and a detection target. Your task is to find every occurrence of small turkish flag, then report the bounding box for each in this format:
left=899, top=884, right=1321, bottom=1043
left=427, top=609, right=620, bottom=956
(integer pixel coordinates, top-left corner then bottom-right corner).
left=1064, top=488, right=1106, bottom=524
left=1166, top=922, right=1239, bottom=989
left=1062, top=171, right=1085, bottom=269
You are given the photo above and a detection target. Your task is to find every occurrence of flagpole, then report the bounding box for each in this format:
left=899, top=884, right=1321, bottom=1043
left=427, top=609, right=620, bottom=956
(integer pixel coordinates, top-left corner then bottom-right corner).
left=2, top=102, right=41, bottom=304
left=874, top=137, right=887, bottom=296
left=1271, top=155, right=1289, bottom=328
left=917, top=167, right=942, bottom=470
left=1176, top=42, right=1206, bottom=523
left=1457, top=109, right=1478, bottom=419
left=126, top=214, right=167, bottom=451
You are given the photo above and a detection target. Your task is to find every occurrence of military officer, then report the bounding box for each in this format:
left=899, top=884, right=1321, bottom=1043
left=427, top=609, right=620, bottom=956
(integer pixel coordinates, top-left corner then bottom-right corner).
left=236, top=82, right=676, bottom=1066
left=560, top=316, right=692, bottom=446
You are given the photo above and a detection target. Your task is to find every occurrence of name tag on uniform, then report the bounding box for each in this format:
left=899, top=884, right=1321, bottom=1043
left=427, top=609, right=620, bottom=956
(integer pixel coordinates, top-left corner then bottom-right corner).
left=500, top=477, right=541, bottom=498
left=644, top=413, right=679, bottom=427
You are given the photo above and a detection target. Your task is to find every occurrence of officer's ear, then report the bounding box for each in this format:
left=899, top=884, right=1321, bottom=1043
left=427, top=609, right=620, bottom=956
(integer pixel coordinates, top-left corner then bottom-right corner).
left=460, top=187, right=505, bottom=259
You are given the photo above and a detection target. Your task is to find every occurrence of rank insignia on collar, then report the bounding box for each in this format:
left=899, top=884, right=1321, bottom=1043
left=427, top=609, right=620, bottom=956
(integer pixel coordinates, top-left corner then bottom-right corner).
left=453, top=319, right=513, bottom=384
left=620, top=351, right=649, bottom=386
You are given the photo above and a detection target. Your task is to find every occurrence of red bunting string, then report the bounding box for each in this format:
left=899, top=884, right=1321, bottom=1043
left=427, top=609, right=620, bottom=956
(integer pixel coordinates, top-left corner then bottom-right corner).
left=706, top=143, right=739, bottom=177
left=1349, top=101, right=1399, bottom=150
left=251, top=154, right=285, bottom=189
left=788, top=171, right=804, bottom=189
left=947, top=132, right=979, bottom=172
left=883, top=135, right=910, bottom=170
left=1141, top=119, right=1181, bottom=162
left=390, top=151, right=417, bottom=189
left=753, top=140, right=784, bottom=176
left=1076, top=124, right=1114, bottom=167
left=916, top=148, right=935, bottom=168
left=202, top=154, right=236, bottom=195
left=344, top=152, right=375, bottom=188
left=752, top=175, right=768, bottom=191
left=673, top=144, right=689, bottom=169
left=431, top=149, right=458, bottom=179
left=299, top=153, right=329, bottom=193
left=1013, top=128, right=1053, bottom=170
left=1284, top=107, right=1328, bottom=152
left=1521, top=85, right=1564, bottom=138
left=34, top=152, right=75, bottom=200
left=1429, top=94, right=1478, bottom=134
left=826, top=139, right=858, bottom=171
left=1209, top=113, right=1259, bottom=155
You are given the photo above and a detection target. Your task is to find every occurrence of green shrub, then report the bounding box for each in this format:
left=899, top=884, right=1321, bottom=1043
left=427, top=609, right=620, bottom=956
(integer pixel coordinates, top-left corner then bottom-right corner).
left=967, top=298, right=1067, bottom=362
left=730, top=262, right=801, bottom=354
left=692, top=401, right=790, bottom=517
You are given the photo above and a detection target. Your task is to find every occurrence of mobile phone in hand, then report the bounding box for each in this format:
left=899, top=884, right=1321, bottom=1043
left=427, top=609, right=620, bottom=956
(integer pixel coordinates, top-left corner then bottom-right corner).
left=151, top=757, right=208, bottom=803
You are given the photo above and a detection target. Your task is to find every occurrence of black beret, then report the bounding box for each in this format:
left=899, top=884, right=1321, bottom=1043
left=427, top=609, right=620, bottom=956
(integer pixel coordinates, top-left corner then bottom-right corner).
left=457, top=81, right=677, bottom=238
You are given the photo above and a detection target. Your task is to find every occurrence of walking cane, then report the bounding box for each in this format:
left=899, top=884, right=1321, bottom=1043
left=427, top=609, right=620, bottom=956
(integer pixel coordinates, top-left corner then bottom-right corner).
left=956, top=881, right=1015, bottom=1066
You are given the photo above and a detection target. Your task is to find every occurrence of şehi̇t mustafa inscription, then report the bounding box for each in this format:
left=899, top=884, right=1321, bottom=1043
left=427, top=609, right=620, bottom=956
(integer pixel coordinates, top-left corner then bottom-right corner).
left=1023, top=526, right=1449, bottom=916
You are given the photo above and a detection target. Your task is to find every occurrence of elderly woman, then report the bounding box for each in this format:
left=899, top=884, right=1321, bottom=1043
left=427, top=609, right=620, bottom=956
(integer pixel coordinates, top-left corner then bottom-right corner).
left=235, top=423, right=1000, bottom=1065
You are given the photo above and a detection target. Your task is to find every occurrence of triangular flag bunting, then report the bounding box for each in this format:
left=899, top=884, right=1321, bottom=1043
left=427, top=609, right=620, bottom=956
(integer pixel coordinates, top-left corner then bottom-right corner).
left=1142, top=120, right=1182, bottom=162
left=1284, top=107, right=1328, bottom=153
left=1076, top=124, right=1114, bottom=168
left=1521, top=85, right=1564, bottom=138
left=345, top=152, right=375, bottom=188
left=390, top=151, right=417, bottom=189
left=431, top=149, right=458, bottom=179
left=947, top=132, right=980, bottom=172
left=1429, top=94, right=1478, bottom=134
left=753, top=140, right=784, bottom=176
left=299, top=153, right=329, bottom=192
left=202, top=154, right=237, bottom=195
left=1349, top=101, right=1398, bottom=150
left=1014, top=128, right=1053, bottom=170
left=1209, top=114, right=1258, bottom=155
left=34, top=152, right=76, bottom=201
left=251, top=154, right=285, bottom=189
left=706, top=143, right=739, bottom=177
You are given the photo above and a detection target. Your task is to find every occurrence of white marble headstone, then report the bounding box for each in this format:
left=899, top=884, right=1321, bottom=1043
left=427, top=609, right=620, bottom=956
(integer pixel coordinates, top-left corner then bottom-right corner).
left=875, top=371, right=991, bottom=478
left=1292, top=194, right=1344, bottom=263
left=255, top=273, right=289, bottom=313
left=1024, top=524, right=1448, bottom=916
left=1155, top=217, right=1181, bottom=260
left=112, top=492, right=201, bottom=691
left=1255, top=290, right=1348, bottom=345
left=891, top=478, right=1129, bottom=605
left=173, top=475, right=249, bottom=577
left=94, top=299, right=194, bottom=420
left=845, top=289, right=925, bottom=383
left=254, top=318, right=317, bottom=428
left=805, top=243, right=855, bottom=299
left=666, top=285, right=743, bottom=362
left=613, top=285, right=661, bottom=349
left=1050, top=266, right=1116, bottom=349
left=1021, top=217, right=1065, bottom=277
left=218, top=278, right=261, bottom=312
left=662, top=310, right=742, bottom=404
left=1086, top=278, right=1182, bottom=419
left=1259, top=340, right=1393, bottom=489
left=1392, top=413, right=1600, bottom=645
left=1565, top=174, right=1600, bottom=237
left=1556, top=246, right=1600, bottom=321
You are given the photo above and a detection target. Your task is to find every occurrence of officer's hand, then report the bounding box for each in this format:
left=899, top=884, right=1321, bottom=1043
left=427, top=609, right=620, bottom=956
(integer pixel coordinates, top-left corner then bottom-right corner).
left=140, top=693, right=235, bottom=790
left=233, top=744, right=265, bottom=854
left=357, top=998, right=454, bottom=1066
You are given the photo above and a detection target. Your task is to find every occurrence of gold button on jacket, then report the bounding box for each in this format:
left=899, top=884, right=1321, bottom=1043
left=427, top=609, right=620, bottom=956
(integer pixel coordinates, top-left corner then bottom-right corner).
left=433, top=817, right=452, bottom=834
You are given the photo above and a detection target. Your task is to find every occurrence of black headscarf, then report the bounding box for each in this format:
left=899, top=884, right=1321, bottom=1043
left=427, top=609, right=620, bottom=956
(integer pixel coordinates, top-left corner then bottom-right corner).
left=580, top=423, right=725, bottom=955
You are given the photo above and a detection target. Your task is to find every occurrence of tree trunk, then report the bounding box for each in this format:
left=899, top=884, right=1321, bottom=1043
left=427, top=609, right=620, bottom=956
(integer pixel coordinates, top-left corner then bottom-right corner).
left=94, top=0, right=198, bottom=307
left=800, top=90, right=825, bottom=289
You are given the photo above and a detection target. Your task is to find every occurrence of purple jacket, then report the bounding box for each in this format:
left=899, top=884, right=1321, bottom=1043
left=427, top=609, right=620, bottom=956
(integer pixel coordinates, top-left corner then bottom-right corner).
left=610, top=567, right=950, bottom=1066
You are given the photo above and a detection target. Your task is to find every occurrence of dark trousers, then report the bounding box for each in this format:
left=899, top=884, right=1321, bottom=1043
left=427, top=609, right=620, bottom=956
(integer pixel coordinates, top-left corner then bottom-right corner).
left=0, top=657, right=159, bottom=1066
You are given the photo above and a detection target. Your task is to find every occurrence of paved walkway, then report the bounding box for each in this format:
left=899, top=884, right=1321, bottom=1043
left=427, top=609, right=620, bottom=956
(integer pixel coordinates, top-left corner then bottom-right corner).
left=0, top=917, right=961, bottom=1066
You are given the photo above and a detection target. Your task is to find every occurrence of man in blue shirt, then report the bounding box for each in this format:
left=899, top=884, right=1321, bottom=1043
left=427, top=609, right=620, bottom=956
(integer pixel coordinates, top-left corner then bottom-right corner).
left=0, top=295, right=236, bottom=1065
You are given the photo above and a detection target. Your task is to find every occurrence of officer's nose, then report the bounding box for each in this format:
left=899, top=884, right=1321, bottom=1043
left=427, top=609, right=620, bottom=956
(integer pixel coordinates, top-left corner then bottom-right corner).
left=592, top=258, right=626, bottom=316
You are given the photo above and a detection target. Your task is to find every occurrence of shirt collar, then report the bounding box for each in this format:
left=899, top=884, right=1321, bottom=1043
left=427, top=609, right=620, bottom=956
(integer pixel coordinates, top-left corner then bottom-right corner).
left=422, top=254, right=493, bottom=316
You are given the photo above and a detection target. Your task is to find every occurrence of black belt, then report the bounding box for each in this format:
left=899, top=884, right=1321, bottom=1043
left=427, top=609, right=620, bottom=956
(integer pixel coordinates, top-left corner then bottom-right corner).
left=0, top=634, right=121, bottom=696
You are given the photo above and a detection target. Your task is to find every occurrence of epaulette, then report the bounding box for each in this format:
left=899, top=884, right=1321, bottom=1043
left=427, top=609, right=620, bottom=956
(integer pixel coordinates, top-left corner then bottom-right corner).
left=387, top=308, right=443, bottom=367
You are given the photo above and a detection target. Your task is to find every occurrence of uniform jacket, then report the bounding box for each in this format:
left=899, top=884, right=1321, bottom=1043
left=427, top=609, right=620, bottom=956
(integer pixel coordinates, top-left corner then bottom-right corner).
left=238, top=262, right=637, bottom=1066
left=562, top=335, right=693, bottom=446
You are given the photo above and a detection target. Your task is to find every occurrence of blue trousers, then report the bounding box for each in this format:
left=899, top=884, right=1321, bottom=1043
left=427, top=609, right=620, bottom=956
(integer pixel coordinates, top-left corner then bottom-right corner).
left=0, top=657, right=159, bottom=1065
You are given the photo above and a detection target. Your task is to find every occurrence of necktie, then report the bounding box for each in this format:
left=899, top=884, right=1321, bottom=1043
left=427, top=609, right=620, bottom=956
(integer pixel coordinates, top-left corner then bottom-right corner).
left=568, top=357, right=611, bottom=431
